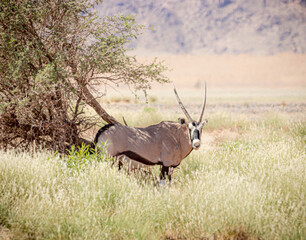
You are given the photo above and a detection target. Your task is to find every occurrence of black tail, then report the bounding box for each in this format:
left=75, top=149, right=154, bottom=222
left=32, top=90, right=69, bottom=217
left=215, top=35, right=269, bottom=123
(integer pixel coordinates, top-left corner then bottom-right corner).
left=93, top=124, right=115, bottom=144
left=90, top=124, right=115, bottom=154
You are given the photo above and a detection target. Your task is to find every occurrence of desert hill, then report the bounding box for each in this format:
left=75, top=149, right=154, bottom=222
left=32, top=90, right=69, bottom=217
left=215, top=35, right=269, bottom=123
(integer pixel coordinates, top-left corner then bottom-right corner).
left=96, top=0, right=306, bottom=55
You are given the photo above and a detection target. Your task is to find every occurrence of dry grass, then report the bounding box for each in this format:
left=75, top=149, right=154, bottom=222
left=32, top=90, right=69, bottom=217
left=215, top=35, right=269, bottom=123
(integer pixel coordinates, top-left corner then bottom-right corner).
left=0, top=111, right=305, bottom=239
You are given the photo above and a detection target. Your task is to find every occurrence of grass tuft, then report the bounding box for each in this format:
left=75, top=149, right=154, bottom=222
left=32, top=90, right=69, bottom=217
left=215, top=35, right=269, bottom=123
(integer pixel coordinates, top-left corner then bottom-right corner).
left=0, top=114, right=305, bottom=239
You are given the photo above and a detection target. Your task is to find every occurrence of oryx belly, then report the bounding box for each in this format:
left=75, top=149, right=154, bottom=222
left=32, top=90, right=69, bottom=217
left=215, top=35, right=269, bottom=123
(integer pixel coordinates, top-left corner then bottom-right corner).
left=118, top=155, right=150, bottom=170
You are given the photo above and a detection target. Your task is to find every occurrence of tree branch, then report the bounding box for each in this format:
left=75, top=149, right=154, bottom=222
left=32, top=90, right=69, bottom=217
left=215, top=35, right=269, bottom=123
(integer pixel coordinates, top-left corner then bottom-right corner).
left=81, top=86, right=120, bottom=125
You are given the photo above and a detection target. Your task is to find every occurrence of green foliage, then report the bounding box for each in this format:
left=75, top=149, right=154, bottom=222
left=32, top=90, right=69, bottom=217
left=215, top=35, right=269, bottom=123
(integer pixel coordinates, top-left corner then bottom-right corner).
left=63, top=143, right=111, bottom=172
left=0, top=0, right=168, bottom=151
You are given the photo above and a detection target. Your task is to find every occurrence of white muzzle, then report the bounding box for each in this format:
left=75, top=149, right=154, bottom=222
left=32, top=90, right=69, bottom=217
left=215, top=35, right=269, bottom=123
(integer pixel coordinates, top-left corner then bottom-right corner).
left=192, top=139, right=200, bottom=149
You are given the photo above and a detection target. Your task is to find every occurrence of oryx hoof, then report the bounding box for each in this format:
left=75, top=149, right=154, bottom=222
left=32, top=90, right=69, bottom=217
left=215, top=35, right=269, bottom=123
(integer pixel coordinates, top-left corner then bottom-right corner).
left=159, top=179, right=171, bottom=188
left=159, top=179, right=166, bottom=187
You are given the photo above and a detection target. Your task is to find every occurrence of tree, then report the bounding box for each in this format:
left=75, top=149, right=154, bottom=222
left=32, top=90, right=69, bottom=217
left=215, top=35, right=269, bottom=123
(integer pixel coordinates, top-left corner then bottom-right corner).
left=0, top=0, right=168, bottom=152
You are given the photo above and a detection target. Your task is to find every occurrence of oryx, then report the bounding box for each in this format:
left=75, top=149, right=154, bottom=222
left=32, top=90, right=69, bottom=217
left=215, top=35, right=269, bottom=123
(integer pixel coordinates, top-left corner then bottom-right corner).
left=94, top=83, right=208, bottom=185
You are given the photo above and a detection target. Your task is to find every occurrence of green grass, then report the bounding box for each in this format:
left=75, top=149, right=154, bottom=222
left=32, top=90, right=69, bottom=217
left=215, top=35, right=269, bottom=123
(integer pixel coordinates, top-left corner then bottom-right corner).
left=0, top=114, right=305, bottom=239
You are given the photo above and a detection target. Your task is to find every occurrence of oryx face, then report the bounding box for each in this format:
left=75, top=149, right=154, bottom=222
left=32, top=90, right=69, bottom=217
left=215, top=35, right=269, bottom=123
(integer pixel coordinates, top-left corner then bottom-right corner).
left=174, top=82, right=208, bottom=150
left=188, top=120, right=207, bottom=149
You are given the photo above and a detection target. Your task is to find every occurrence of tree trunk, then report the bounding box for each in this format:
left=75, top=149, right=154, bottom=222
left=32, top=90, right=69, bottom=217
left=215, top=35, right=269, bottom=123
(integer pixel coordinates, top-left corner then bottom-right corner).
left=81, top=86, right=120, bottom=125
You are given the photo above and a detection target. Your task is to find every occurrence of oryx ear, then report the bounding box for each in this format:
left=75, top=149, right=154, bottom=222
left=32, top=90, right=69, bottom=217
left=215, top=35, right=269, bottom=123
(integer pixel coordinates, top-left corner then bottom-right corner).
left=201, top=119, right=208, bottom=127
left=178, top=118, right=186, bottom=125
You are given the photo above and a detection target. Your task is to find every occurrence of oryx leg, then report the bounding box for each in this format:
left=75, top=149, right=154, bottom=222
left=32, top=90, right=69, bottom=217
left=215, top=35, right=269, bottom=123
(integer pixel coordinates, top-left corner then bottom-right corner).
left=160, top=166, right=172, bottom=186
left=111, top=155, right=123, bottom=170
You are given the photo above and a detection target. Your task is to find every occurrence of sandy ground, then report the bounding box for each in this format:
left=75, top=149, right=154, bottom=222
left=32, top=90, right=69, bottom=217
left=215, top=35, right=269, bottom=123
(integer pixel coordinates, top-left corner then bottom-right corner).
left=136, top=53, right=306, bottom=89
left=102, top=53, right=306, bottom=104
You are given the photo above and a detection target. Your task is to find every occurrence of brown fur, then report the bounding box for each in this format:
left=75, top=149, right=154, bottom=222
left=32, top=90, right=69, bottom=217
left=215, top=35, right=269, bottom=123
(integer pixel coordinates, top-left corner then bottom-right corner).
left=95, top=121, right=193, bottom=168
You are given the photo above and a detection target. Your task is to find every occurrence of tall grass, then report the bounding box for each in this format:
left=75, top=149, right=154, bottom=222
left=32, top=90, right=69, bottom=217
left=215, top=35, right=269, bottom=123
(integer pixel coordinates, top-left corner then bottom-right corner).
left=0, top=114, right=305, bottom=239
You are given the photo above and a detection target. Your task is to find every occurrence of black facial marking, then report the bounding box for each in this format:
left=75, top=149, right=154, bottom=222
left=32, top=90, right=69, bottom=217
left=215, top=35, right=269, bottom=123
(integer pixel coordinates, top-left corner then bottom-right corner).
left=191, top=129, right=200, bottom=140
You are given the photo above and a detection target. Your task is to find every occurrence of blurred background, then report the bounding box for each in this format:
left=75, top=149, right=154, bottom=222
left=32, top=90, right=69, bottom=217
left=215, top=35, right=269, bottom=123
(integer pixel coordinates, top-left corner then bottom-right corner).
left=97, top=0, right=306, bottom=55
left=95, top=0, right=305, bottom=112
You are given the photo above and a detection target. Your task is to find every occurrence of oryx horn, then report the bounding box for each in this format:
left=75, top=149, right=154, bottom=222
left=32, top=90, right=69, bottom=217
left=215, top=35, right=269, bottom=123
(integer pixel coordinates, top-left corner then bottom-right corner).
left=198, top=81, right=207, bottom=122
left=173, top=84, right=193, bottom=122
